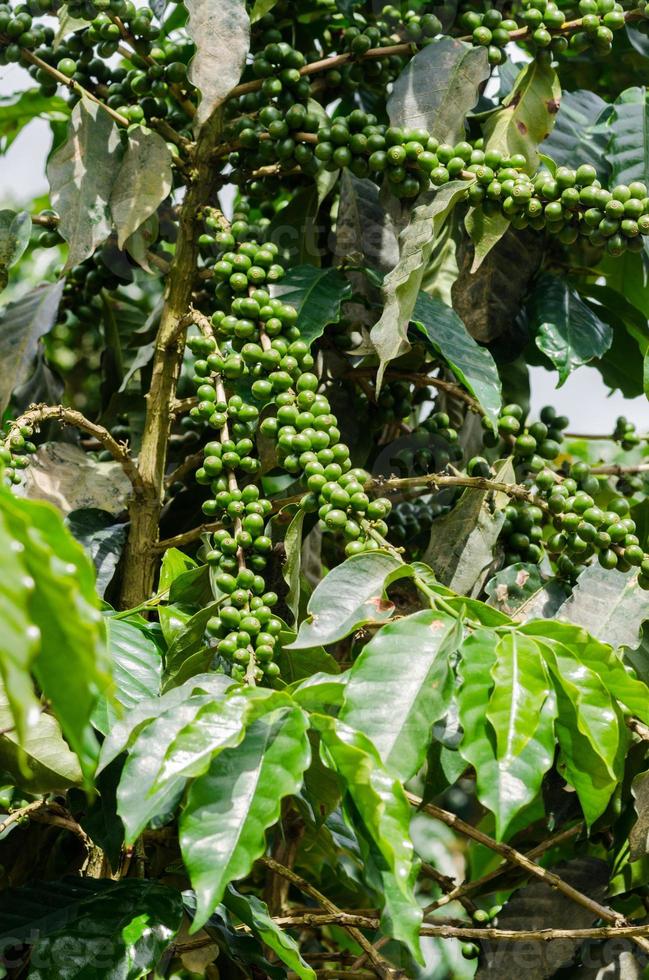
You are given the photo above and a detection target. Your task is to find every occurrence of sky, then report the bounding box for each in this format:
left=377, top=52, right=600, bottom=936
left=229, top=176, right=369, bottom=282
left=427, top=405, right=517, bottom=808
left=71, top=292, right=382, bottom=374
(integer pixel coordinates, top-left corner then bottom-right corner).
left=2, top=63, right=649, bottom=434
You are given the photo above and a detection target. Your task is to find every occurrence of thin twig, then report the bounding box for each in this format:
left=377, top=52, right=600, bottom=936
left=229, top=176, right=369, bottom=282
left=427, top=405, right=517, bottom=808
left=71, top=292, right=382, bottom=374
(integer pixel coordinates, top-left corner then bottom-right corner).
left=0, top=800, right=44, bottom=835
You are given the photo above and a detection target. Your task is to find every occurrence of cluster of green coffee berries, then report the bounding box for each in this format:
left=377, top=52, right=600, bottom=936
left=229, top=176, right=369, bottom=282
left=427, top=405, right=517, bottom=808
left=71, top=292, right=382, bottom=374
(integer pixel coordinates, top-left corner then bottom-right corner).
left=492, top=403, right=567, bottom=471
left=613, top=416, right=642, bottom=450
left=0, top=422, right=37, bottom=486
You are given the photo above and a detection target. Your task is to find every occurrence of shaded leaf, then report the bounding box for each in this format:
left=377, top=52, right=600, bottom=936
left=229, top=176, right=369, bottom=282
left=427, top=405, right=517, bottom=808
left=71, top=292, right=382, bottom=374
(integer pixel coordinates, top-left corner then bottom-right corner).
left=110, top=126, right=172, bottom=248
left=334, top=170, right=399, bottom=275
left=0, top=279, right=64, bottom=414
left=630, top=768, right=649, bottom=861
left=370, top=181, right=470, bottom=386
left=92, top=617, right=162, bottom=734
left=388, top=37, right=489, bottom=145
left=282, top=509, right=305, bottom=623
left=18, top=442, right=131, bottom=516
left=0, top=878, right=182, bottom=979
left=528, top=274, right=613, bottom=384
left=452, top=225, right=543, bottom=342
left=0, top=685, right=82, bottom=792
left=0, top=210, right=31, bottom=290
left=47, top=96, right=121, bottom=270
left=606, top=86, right=649, bottom=188
left=65, top=508, right=127, bottom=597
left=273, top=265, right=351, bottom=347
left=483, top=60, right=562, bottom=172
left=542, top=89, right=609, bottom=177
left=423, top=458, right=514, bottom=595
left=288, top=551, right=407, bottom=649
left=477, top=859, right=608, bottom=978
left=464, top=206, right=510, bottom=273
left=485, top=563, right=568, bottom=621
left=412, top=291, right=502, bottom=426
left=181, top=706, right=310, bottom=929
left=186, top=0, right=250, bottom=128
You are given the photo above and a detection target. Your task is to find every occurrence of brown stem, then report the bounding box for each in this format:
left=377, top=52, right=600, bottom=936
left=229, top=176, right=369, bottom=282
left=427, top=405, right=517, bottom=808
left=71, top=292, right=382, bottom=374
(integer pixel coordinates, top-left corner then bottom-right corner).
left=119, top=111, right=223, bottom=608
left=18, top=48, right=129, bottom=126
left=350, top=369, right=485, bottom=416
left=0, top=800, right=45, bottom=835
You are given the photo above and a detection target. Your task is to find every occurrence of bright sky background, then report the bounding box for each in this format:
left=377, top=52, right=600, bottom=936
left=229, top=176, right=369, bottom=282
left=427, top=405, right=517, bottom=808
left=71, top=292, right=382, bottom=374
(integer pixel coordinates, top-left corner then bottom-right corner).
left=2, top=62, right=649, bottom=433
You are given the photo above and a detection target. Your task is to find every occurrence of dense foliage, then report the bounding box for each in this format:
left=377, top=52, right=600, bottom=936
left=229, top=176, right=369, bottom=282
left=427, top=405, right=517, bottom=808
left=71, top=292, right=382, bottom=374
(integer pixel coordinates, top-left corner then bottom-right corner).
left=5, top=0, right=649, bottom=976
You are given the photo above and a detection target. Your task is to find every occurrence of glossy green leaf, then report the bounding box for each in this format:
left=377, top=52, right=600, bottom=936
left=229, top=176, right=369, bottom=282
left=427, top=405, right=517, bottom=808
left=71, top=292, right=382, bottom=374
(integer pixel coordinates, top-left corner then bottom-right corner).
left=98, top=673, right=233, bottom=771
left=484, top=59, right=562, bottom=172
left=181, top=705, right=310, bottom=929
left=528, top=274, right=613, bottom=384
left=66, top=509, right=127, bottom=598
left=388, top=37, right=489, bottom=145
left=110, top=126, right=173, bottom=248
left=370, top=180, right=470, bottom=387
left=341, top=611, right=460, bottom=780
left=423, top=458, right=514, bottom=595
left=486, top=633, right=552, bottom=760
left=457, top=630, right=556, bottom=838
left=485, top=563, right=568, bottom=620
left=0, top=489, right=109, bottom=779
left=250, top=0, right=278, bottom=21
left=0, top=878, right=182, bottom=979
left=272, top=265, right=351, bottom=347
left=313, top=714, right=422, bottom=961
left=0, top=209, right=31, bottom=290
left=186, top=0, right=250, bottom=128
left=223, top=886, right=316, bottom=980
left=0, top=279, right=64, bottom=414
left=412, top=291, right=502, bottom=426
left=290, top=671, right=348, bottom=711
left=47, top=96, right=121, bottom=270
left=288, top=551, right=407, bottom=649
left=92, top=617, right=162, bottom=734
left=525, top=620, right=649, bottom=726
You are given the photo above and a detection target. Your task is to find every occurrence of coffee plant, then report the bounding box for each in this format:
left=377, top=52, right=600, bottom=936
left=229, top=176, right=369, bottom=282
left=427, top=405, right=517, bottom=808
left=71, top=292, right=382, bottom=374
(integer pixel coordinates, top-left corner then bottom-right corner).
left=6, top=0, right=649, bottom=975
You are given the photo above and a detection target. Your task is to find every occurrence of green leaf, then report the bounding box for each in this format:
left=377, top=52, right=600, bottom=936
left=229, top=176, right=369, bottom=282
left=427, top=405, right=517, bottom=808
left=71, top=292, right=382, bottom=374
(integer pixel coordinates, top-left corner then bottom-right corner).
left=485, top=563, right=568, bottom=620
left=66, top=509, right=127, bottom=598
left=92, top=617, right=162, bottom=734
left=110, top=126, right=173, bottom=248
left=250, top=0, right=278, bottom=22
left=606, top=86, right=649, bottom=188
left=486, top=633, right=552, bottom=760
left=186, top=0, right=250, bottom=128
left=0, top=89, right=69, bottom=155
left=528, top=274, right=613, bottom=384
left=288, top=551, right=407, bottom=649
left=457, top=630, right=556, bottom=838
left=524, top=619, right=649, bottom=726
left=180, top=705, right=310, bottom=929
left=484, top=59, right=562, bottom=172
left=160, top=547, right=197, bottom=589
left=272, top=265, right=351, bottom=347
left=411, top=291, right=502, bottom=426
left=370, top=181, right=470, bottom=386
left=47, top=96, right=121, bottom=271
left=542, top=89, right=609, bottom=177
left=0, top=878, right=182, bottom=979
left=0, top=279, right=64, bottom=414
left=98, top=673, right=233, bottom=771
left=464, top=206, right=510, bottom=272
left=423, top=458, right=514, bottom=595
left=223, top=886, right=316, bottom=980
left=0, top=684, right=82, bottom=792
left=0, top=210, right=31, bottom=290
left=556, top=565, right=648, bottom=650
left=0, top=488, right=109, bottom=779
left=341, top=611, right=460, bottom=781
left=313, top=714, right=422, bottom=961
left=388, top=37, right=489, bottom=145
left=282, top=509, right=305, bottom=623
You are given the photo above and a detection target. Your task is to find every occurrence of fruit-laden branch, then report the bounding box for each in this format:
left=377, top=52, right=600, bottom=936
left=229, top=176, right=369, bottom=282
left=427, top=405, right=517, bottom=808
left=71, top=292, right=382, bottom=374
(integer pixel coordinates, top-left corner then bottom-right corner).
left=3, top=404, right=143, bottom=490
